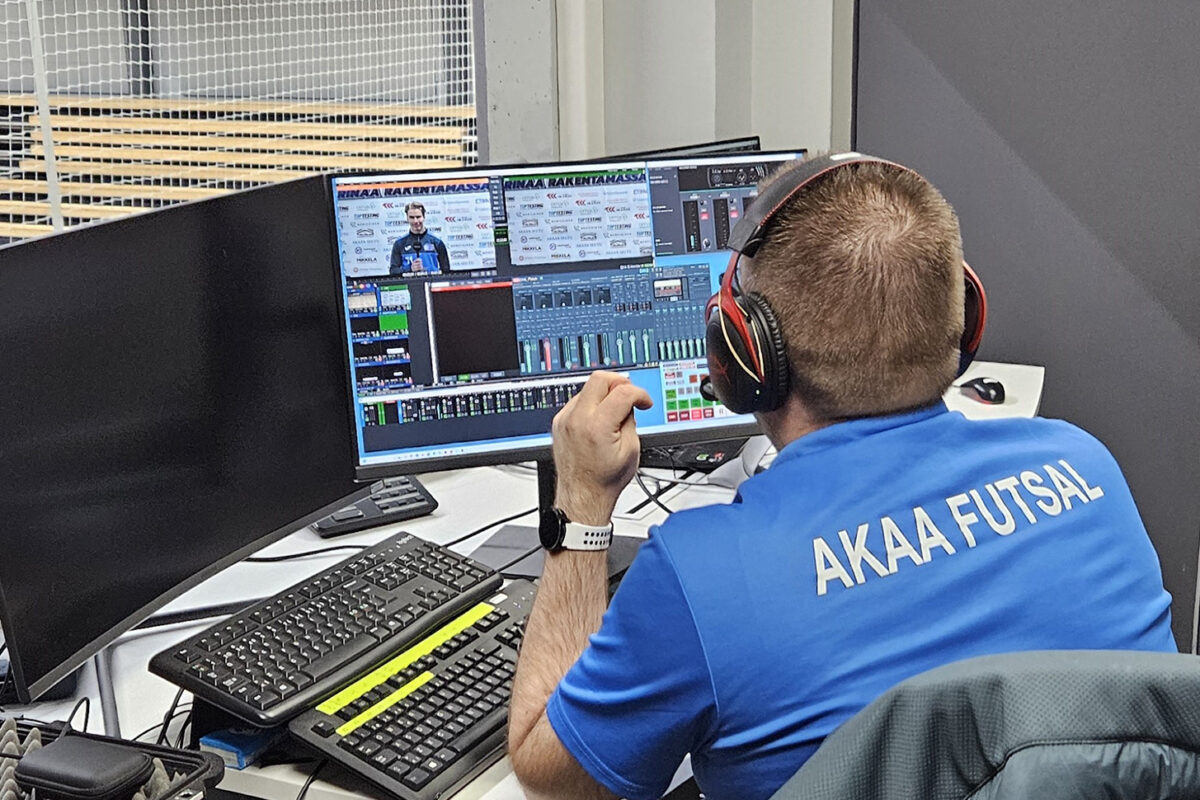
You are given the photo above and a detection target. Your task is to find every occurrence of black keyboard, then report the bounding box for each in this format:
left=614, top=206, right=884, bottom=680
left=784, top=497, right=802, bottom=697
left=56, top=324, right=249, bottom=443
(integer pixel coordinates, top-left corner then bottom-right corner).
left=149, top=532, right=501, bottom=727
left=312, top=475, right=438, bottom=538
left=289, top=580, right=534, bottom=800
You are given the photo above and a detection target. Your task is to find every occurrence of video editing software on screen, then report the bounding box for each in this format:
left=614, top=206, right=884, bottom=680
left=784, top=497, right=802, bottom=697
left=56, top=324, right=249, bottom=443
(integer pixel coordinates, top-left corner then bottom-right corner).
left=331, top=153, right=803, bottom=471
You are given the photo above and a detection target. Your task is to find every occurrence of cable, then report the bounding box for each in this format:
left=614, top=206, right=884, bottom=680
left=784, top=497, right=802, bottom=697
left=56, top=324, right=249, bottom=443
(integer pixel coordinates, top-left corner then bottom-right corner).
left=131, top=705, right=191, bottom=743
left=155, top=687, right=185, bottom=745
left=495, top=543, right=543, bottom=575
left=245, top=544, right=368, bottom=563
left=636, top=474, right=674, bottom=515
left=636, top=469, right=712, bottom=488
left=64, top=696, right=90, bottom=732
left=296, top=759, right=327, bottom=800
left=441, top=506, right=538, bottom=549
left=174, top=711, right=192, bottom=749
left=0, top=646, right=13, bottom=712
left=493, top=462, right=537, bottom=474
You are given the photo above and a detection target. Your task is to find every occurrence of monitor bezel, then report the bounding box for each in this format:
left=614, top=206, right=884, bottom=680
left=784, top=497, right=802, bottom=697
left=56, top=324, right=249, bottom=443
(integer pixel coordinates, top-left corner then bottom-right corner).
left=0, top=490, right=360, bottom=703
left=327, top=150, right=808, bottom=481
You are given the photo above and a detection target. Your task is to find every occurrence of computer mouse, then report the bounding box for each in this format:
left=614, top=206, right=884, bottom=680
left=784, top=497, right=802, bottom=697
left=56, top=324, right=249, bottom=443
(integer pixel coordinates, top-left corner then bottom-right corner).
left=961, top=376, right=1006, bottom=404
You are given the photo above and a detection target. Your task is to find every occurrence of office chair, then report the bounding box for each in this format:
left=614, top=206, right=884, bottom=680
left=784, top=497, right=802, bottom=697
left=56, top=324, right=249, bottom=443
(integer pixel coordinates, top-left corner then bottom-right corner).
left=769, top=650, right=1200, bottom=800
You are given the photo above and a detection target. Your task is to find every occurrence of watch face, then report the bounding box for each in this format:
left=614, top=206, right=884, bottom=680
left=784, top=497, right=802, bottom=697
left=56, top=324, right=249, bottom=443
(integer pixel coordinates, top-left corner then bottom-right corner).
left=538, top=506, right=566, bottom=550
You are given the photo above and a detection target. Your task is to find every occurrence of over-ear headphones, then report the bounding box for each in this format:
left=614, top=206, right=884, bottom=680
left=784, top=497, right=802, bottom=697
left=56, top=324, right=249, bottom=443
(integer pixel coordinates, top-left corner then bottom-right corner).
left=701, top=152, right=987, bottom=415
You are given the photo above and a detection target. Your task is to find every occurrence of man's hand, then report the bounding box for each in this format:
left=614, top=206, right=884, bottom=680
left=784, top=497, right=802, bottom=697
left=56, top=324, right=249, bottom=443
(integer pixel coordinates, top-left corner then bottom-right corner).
left=552, top=371, right=653, bottom=525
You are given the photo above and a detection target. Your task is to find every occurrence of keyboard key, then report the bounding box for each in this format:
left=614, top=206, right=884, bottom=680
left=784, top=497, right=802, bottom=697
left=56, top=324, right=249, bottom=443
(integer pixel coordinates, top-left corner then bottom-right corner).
left=248, top=689, right=280, bottom=710
left=354, top=739, right=382, bottom=760
left=173, top=648, right=200, bottom=664
left=301, top=635, right=377, bottom=681
left=385, top=762, right=411, bottom=782
left=311, top=719, right=338, bottom=738
left=401, top=767, right=433, bottom=790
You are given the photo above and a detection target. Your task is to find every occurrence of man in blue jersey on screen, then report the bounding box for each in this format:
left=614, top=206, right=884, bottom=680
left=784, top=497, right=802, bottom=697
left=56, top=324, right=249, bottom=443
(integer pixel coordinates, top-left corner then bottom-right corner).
left=389, top=201, right=449, bottom=274
left=506, top=154, right=1176, bottom=800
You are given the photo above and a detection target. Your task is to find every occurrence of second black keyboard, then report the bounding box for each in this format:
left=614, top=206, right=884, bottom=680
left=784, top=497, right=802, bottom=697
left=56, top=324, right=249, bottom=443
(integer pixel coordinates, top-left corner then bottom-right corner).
left=149, top=532, right=501, bottom=727
left=289, top=580, right=534, bottom=800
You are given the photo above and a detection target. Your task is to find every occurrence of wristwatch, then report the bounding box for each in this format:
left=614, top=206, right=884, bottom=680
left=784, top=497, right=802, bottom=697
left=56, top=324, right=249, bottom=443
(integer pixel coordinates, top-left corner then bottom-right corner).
left=538, top=506, right=613, bottom=552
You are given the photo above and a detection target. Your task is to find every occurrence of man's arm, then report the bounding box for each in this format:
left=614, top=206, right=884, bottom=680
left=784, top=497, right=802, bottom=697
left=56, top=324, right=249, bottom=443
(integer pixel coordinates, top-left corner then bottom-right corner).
left=508, top=371, right=652, bottom=800
left=389, top=237, right=405, bottom=274
left=435, top=237, right=450, bottom=271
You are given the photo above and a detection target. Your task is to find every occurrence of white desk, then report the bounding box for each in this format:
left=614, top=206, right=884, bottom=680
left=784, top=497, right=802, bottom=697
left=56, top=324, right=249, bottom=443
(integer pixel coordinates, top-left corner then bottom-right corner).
left=3, top=361, right=1044, bottom=800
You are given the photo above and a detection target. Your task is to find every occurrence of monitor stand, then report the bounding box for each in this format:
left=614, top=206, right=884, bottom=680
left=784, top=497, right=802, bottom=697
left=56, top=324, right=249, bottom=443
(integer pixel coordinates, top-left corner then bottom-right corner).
left=470, top=459, right=643, bottom=589
left=94, top=649, right=121, bottom=737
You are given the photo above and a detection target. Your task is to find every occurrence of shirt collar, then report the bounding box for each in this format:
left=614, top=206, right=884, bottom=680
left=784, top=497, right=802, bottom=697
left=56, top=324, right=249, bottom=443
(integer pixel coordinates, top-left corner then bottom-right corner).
left=771, top=401, right=950, bottom=467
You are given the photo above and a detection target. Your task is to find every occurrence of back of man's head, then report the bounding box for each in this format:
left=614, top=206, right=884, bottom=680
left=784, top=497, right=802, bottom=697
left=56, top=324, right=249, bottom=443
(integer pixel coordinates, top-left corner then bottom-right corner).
left=742, top=158, right=965, bottom=421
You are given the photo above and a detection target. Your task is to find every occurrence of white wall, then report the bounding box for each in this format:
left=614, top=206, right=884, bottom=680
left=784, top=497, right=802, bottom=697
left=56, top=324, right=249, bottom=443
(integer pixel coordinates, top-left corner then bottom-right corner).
left=600, top=0, right=718, bottom=156
left=546, top=0, right=835, bottom=159
left=749, top=0, right=833, bottom=154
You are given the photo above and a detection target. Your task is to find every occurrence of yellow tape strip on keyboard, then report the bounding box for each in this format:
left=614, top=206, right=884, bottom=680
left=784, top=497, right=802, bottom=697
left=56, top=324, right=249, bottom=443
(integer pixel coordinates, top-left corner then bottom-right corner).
left=336, top=671, right=434, bottom=737
left=317, top=601, right=494, bottom=717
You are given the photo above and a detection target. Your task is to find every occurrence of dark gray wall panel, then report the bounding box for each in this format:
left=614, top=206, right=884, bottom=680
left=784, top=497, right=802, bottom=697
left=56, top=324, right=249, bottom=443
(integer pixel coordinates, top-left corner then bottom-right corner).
left=855, top=1, right=1200, bottom=649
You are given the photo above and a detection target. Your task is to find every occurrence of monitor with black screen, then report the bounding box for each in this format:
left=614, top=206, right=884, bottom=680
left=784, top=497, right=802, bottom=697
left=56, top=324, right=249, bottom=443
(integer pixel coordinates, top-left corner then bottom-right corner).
left=0, top=178, right=361, bottom=703
left=329, top=151, right=806, bottom=479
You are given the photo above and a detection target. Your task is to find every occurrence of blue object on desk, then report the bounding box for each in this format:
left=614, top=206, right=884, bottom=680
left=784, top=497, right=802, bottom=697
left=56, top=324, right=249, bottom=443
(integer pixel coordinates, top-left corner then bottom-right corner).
left=199, top=727, right=283, bottom=770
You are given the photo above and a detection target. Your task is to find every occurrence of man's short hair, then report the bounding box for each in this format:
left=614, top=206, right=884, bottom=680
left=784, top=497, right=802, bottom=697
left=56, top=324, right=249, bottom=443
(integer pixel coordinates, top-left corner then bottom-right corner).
left=742, top=159, right=965, bottom=420
left=405, top=201, right=426, bottom=215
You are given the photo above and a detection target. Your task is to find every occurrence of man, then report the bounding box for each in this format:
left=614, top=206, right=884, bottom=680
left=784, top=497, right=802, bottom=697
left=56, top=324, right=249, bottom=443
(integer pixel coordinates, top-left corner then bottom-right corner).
left=389, top=201, right=449, bottom=274
left=507, top=155, right=1175, bottom=800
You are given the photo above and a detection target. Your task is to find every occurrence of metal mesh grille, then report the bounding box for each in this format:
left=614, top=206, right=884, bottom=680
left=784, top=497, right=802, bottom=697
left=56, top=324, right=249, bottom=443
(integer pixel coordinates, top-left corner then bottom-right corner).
left=0, top=0, right=477, bottom=243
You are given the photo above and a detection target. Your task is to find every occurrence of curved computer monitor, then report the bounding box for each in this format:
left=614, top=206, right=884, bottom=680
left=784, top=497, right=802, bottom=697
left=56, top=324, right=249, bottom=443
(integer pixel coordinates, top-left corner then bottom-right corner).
left=329, top=151, right=806, bottom=480
left=614, top=135, right=762, bottom=159
left=0, top=178, right=361, bottom=702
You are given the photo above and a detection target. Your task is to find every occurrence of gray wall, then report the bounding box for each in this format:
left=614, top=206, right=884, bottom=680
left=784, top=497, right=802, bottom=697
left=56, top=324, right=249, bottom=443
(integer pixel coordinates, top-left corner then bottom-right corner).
left=854, top=0, right=1200, bottom=650
left=477, top=0, right=559, bottom=164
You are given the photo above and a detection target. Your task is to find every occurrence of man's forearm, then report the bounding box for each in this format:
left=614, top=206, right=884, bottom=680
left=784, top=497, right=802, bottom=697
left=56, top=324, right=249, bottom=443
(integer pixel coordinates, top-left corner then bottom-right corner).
left=508, top=549, right=609, bottom=772
left=508, top=371, right=651, bottom=798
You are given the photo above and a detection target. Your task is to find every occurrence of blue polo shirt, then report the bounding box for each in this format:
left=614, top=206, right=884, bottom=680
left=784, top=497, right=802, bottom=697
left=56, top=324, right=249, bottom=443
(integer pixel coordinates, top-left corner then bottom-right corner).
left=546, top=404, right=1175, bottom=800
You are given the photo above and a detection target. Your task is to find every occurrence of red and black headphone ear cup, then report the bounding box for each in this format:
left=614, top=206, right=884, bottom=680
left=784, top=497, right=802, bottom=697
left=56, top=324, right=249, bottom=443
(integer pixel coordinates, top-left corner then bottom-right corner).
left=742, top=291, right=790, bottom=411
left=705, top=307, right=760, bottom=414
left=958, top=260, right=987, bottom=376
left=703, top=292, right=790, bottom=414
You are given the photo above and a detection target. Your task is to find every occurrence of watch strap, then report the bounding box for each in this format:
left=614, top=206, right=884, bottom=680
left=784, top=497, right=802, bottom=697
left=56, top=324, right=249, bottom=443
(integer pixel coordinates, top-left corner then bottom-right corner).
left=560, top=520, right=613, bottom=551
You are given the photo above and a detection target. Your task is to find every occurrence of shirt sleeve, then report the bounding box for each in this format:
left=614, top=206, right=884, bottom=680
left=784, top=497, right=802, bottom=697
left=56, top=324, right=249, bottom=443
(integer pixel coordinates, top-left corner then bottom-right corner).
left=389, top=238, right=403, bottom=273
left=546, top=530, right=716, bottom=800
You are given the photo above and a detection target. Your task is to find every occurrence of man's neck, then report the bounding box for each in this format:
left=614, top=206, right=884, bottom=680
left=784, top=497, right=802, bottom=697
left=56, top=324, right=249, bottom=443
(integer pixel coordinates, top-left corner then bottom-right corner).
left=756, top=394, right=830, bottom=451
